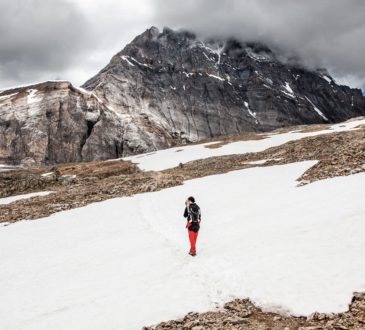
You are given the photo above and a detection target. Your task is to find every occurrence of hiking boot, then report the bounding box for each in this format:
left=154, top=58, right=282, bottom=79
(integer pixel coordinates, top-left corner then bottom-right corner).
left=189, top=251, right=196, bottom=256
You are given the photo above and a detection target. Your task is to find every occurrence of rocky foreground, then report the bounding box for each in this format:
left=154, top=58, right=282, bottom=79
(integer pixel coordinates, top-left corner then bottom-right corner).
left=143, top=292, right=365, bottom=330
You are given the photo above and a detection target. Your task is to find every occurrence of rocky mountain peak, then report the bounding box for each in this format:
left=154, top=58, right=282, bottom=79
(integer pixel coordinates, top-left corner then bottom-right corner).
left=1, top=26, right=364, bottom=166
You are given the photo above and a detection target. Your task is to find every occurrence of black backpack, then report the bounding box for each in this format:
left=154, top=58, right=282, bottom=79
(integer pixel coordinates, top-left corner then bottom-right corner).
left=189, top=204, right=200, bottom=223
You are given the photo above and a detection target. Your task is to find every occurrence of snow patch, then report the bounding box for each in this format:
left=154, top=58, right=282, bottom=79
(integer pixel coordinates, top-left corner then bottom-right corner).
left=0, top=191, right=55, bottom=205
left=0, top=164, right=22, bottom=172
left=226, top=75, right=232, bottom=86
left=284, top=82, right=294, bottom=94
left=120, top=55, right=135, bottom=67
left=282, top=82, right=295, bottom=98
left=244, top=101, right=258, bottom=123
left=0, top=92, right=18, bottom=102
left=27, top=89, right=41, bottom=105
left=0, top=80, right=69, bottom=93
left=246, top=158, right=283, bottom=165
left=74, top=86, right=92, bottom=96
left=197, top=41, right=225, bottom=66
left=182, top=72, right=195, bottom=78
left=245, top=48, right=273, bottom=62
left=120, top=55, right=151, bottom=68
left=207, top=74, right=225, bottom=81
left=41, top=172, right=54, bottom=177
left=246, top=159, right=268, bottom=165
left=305, top=97, right=329, bottom=121
left=202, top=52, right=215, bottom=62
left=322, top=75, right=332, bottom=83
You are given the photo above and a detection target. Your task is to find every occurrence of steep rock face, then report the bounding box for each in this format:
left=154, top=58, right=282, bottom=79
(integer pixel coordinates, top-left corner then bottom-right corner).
left=83, top=26, right=365, bottom=144
left=0, top=81, right=131, bottom=165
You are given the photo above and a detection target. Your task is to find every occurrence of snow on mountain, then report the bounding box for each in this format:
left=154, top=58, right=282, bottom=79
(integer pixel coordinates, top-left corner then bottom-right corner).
left=122, top=117, right=365, bottom=171
left=305, top=96, right=329, bottom=121
left=0, top=160, right=365, bottom=330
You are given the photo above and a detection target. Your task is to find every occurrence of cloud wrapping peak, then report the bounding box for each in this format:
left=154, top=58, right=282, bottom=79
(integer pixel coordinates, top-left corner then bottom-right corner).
left=153, top=0, right=365, bottom=88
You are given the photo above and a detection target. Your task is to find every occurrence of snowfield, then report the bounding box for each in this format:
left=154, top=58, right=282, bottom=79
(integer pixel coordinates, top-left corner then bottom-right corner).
left=0, top=191, right=54, bottom=205
left=123, top=117, right=365, bottom=171
left=1, top=161, right=365, bottom=330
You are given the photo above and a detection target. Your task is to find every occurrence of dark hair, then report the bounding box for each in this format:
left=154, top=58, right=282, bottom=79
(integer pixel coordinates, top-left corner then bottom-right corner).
left=188, top=196, right=195, bottom=203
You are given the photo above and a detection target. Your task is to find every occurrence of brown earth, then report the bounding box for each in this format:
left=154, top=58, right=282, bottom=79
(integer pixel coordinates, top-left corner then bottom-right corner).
left=201, top=121, right=334, bottom=150
left=0, top=158, right=138, bottom=198
left=0, top=168, right=184, bottom=223
left=204, top=133, right=266, bottom=149
left=166, top=126, right=365, bottom=185
left=144, top=292, right=365, bottom=330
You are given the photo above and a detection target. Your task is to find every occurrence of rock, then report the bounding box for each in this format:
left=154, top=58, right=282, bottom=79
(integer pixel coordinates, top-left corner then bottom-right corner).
left=307, top=312, right=334, bottom=321
left=332, top=325, right=348, bottom=330
left=58, top=174, right=77, bottom=185
left=224, top=316, right=248, bottom=325
left=0, top=82, right=126, bottom=166
left=40, top=172, right=57, bottom=182
left=183, top=320, right=200, bottom=328
left=240, top=309, right=253, bottom=318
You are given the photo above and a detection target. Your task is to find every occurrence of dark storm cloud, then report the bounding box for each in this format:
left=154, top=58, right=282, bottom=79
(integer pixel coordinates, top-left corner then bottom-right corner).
left=0, top=0, right=91, bottom=87
left=0, top=0, right=364, bottom=91
left=152, top=0, right=365, bottom=89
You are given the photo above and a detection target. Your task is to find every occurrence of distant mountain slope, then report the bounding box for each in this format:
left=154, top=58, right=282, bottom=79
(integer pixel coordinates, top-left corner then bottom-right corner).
left=83, top=26, right=365, bottom=148
left=1, top=26, right=364, bottom=165
left=0, top=82, right=126, bottom=165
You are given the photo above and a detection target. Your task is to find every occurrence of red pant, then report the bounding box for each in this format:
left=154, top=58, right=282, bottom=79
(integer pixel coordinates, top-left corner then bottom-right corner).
left=188, top=230, right=199, bottom=253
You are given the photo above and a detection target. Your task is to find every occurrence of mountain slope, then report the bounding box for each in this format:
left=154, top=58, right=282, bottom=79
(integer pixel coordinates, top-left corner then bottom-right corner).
left=83, top=26, right=365, bottom=147
left=1, top=26, right=365, bottom=166
left=0, top=81, right=128, bottom=165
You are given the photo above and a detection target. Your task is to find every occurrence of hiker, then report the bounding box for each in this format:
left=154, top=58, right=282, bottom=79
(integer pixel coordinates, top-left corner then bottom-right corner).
left=184, top=196, right=201, bottom=256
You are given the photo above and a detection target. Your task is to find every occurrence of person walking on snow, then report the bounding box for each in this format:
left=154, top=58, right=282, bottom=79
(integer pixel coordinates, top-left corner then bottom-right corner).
left=184, top=196, right=201, bottom=256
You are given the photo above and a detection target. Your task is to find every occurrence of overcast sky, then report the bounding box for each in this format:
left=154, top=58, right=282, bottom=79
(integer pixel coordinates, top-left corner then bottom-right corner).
left=1, top=0, right=364, bottom=92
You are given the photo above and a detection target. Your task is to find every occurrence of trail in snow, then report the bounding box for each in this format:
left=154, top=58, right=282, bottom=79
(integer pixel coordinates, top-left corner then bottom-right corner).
left=1, top=161, right=365, bottom=330
left=122, top=117, right=365, bottom=171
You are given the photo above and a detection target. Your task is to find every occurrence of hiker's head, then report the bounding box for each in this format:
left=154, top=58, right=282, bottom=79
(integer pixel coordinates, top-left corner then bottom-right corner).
left=186, top=196, right=195, bottom=205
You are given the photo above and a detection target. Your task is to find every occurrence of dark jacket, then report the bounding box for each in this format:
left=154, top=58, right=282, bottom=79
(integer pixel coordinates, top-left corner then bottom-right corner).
left=184, top=203, right=201, bottom=232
